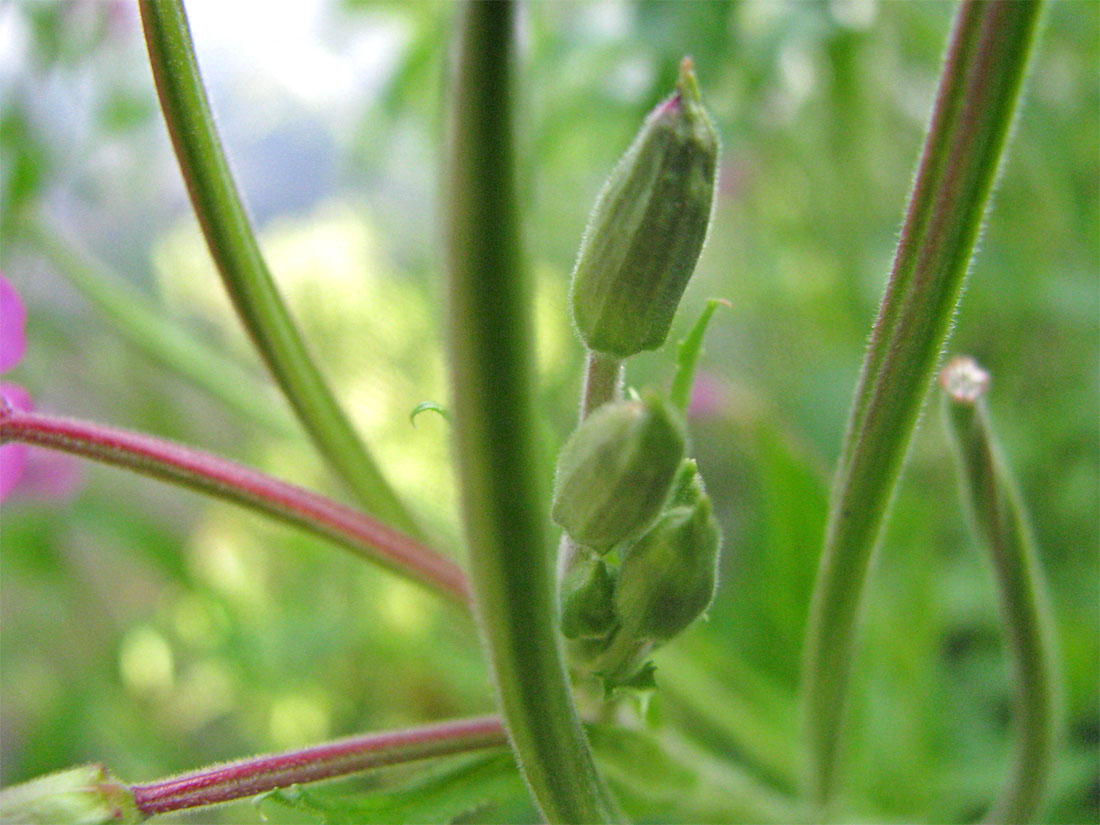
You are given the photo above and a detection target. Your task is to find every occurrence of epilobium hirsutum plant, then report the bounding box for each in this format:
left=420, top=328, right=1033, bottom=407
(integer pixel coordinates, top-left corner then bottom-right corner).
left=1, top=0, right=1079, bottom=823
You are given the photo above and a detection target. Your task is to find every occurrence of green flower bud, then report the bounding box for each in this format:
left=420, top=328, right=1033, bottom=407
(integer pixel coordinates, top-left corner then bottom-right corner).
left=552, top=391, right=686, bottom=550
left=615, top=495, right=721, bottom=643
left=668, top=458, right=704, bottom=507
left=561, top=556, right=618, bottom=641
left=571, top=57, right=719, bottom=358
left=0, top=765, right=141, bottom=825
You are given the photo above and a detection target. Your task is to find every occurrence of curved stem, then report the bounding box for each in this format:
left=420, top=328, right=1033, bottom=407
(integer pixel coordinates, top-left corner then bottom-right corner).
left=131, top=716, right=507, bottom=817
left=800, top=0, right=1044, bottom=811
left=0, top=406, right=468, bottom=603
left=445, top=3, right=617, bottom=821
left=138, top=0, right=420, bottom=536
left=941, top=359, right=1058, bottom=824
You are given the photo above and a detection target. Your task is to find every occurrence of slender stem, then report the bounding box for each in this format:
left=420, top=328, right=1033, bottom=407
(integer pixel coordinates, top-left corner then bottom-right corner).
left=800, top=0, right=1044, bottom=810
left=130, top=716, right=507, bottom=817
left=138, top=0, right=420, bottom=536
left=581, top=351, right=623, bottom=419
left=940, top=358, right=1058, bottom=825
left=19, top=216, right=297, bottom=437
left=445, top=4, right=617, bottom=821
left=0, top=406, right=469, bottom=603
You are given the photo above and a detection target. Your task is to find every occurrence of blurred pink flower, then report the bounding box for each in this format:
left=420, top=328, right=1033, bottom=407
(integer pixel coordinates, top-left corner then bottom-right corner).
left=1, top=273, right=30, bottom=501
left=0, top=272, right=82, bottom=503
left=688, top=371, right=731, bottom=419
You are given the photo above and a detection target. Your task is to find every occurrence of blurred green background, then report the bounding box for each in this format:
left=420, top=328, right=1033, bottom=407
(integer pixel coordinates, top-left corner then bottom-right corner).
left=0, top=1, right=1096, bottom=823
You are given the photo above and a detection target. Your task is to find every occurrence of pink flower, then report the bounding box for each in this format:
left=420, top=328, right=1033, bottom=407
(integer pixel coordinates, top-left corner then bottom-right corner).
left=1, top=273, right=30, bottom=501
left=0, top=272, right=81, bottom=503
left=688, top=372, right=731, bottom=419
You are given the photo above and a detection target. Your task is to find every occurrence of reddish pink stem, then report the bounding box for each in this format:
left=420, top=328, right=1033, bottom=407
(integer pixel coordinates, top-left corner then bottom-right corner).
left=0, top=406, right=471, bottom=603
left=130, top=715, right=507, bottom=816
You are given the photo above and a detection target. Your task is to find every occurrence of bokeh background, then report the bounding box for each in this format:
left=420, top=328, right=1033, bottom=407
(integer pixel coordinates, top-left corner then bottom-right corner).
left=0, top=1, right=1096, bottom=822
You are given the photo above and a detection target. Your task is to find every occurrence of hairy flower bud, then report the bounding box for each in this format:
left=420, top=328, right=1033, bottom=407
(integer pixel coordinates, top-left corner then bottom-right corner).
left=0, top=764, right=141, bottom=825
left=552, top=391, right=686, bottom=550
left=571, top=57, right=719, bottom=358
left=615, top=494, right=721, bottom=643
left=560, top=556, right=618, bottom=641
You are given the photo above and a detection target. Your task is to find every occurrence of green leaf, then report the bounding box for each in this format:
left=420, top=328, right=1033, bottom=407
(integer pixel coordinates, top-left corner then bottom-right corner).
left=256, top=754, right=534, bottom=825
left=669, top=298, right=729, bottom=413
left=588, top=724, right=802, bottom=824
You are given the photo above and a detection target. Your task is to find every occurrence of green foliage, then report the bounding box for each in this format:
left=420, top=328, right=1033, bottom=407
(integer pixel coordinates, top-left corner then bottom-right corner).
left=256, top=754, right=534, bottom=825
left=0, top=2, right=1096, bottom=823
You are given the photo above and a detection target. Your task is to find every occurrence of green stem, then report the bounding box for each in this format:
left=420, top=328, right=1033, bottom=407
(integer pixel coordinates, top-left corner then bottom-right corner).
left=20, top=216, right=297, bottom=437
left=581, top=351, right=623, bottom=419
left=138, top=0, right=419, bottom=535
left=800, top=0, right=1043, bottom=810
left=0, top=406, right=468, bottom=603
left=940, top=358, right=1058, bottom=825
left=444, top=3, right=617, bottom=821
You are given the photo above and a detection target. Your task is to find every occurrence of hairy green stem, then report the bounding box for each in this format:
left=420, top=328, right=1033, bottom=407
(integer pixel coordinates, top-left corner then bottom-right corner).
left=940, top=358, right=1058, bottom=824
left=138, top=0, right=419, bottom=535
left=581, top=351, right=624, bottom=419
left=800, top=0, right=1044, bottom=810
left=444, top=3, right=617, bottom=821
left=0, top=405, right=468, bottom=603
left=130, top=716, right=506, bottom=817
left=19, top=216, right=296, bottom=437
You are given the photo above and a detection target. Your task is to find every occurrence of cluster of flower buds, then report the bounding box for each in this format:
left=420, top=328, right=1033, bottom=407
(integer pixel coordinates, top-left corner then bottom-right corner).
left=555, top=453, right=721, bottom=691
left=553, top=58, right=723, bottom=693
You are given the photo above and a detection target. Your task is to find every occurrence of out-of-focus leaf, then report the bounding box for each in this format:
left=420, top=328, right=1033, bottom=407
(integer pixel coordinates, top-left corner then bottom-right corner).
left=589, top=723, right=801, bottom=823
left=256, top=753, right=534, bottom=825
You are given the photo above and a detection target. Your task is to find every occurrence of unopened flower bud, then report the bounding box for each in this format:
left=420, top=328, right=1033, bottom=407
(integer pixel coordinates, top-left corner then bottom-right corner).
left=668, top=458, right=704, bottom=507
left=560, top=556, right=617, bottom=641
left=615, top=495, right=721, bottom=643
left=0, top=764, right=141, bottom=825
left=552, top=391, right=686, bottom=550
left=571, top=57, right=719, bottom=358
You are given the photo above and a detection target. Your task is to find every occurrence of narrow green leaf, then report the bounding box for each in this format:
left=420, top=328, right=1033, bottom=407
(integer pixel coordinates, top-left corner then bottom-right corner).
left=941, top=356, right=1059, bottom=824
left=20, top=216, right=297, bottom=437
left=800, top=1, right=1044, bottom=809
left=444, top=3, right=618, bottom=821
left=138, top=0, right=420, bottom=535
left=669, top=298, right=729, bottom=413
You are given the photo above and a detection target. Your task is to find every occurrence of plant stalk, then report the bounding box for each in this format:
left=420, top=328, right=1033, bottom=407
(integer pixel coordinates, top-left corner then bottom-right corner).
left=940, top=358, right=1059, bottom=824
left=130, top=716, right=507, bottom=817
left=444, top=3, right=618, bottom=821
left=0, top=405, right=468, bottom=603
left=800, top=0, right=1044, bottom=810
left=138, top=0, right=419, bottom=535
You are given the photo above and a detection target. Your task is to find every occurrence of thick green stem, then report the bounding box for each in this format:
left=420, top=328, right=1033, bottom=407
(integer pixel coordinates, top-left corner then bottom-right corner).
left=940, top=358, right=1059, bottom=824
left=138, top=0, right=419, bottom=535
left=20, top=216, right=296, bottom=437
left=800, top=0, right=1043, bottom=811
left=444, top=3, right=617, bottom=821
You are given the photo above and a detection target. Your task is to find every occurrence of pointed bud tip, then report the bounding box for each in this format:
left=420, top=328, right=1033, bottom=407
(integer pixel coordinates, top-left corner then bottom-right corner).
left=677, top=56, right=701, bottom=104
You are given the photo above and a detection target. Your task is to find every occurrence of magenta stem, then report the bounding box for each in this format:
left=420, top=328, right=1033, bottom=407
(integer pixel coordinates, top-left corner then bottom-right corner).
left=130, top=715, right=507, bottom=816
left=0, top=406, right=470, bottom=603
